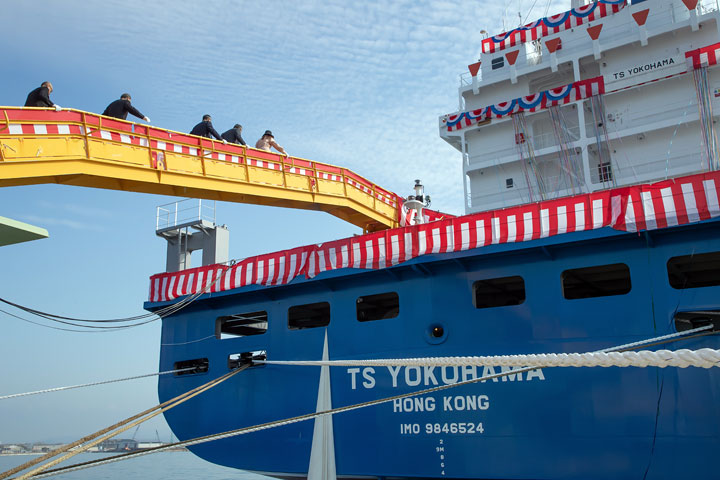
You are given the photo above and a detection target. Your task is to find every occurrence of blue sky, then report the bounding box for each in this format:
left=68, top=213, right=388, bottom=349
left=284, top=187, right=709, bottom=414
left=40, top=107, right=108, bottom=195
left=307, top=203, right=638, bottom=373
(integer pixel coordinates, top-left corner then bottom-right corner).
left=0, top=0, right=565, bottom=444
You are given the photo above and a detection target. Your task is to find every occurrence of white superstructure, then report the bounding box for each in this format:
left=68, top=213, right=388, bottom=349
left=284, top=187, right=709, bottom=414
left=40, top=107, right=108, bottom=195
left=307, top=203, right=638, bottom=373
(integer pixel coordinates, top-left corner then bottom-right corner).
left=440, top=0, right=720, bottom=213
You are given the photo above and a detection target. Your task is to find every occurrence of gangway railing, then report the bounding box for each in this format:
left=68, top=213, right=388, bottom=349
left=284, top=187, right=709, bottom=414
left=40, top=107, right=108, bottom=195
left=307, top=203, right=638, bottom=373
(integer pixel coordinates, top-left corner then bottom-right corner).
left=156, top=198, right=216, bottom=233
left=0, top=107, right=400, bottom=232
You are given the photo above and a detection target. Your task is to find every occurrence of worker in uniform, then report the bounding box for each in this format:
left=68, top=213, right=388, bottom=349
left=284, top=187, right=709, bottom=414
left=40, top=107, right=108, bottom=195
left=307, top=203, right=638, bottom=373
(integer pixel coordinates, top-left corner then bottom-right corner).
left=221, top=124, right=246, bottom=145
left=25, top=81, right=61, bottom=110
left=190, top=114, right=225, bottom=142
left=102, top=93, right=150, bottom=122
left=255, top=130, right=287, bottom=156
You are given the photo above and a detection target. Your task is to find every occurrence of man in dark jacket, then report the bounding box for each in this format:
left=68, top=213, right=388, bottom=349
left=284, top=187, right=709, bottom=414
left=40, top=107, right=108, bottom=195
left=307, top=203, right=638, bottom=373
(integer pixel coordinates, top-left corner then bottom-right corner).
left=102, top=93, right=150, bottom=122
left=25, top=81, right=61, bottom=110
left=221, top=124, right=246, bottom=145
left=190, top=115, right=225, bottom=142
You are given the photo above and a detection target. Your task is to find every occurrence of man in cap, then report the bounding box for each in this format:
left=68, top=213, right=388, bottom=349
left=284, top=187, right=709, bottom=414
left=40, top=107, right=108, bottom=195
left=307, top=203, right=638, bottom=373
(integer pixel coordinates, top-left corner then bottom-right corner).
left=25, top=81, right=62, bottom=110
left=190, top=114, right=226, bottom=142
left=221, top=124, right=246, bottom=145
left=102, top=93, right=150, bottom=122
left=255, top=130, right=287, bottom=156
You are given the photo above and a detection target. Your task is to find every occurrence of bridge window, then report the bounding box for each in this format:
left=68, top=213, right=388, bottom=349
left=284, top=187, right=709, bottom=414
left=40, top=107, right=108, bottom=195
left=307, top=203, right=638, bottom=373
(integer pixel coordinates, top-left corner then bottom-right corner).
left=216, top=311, right=268, bottom=339
left=288, top=302, right=330, bottom=330
left=357, top=292, right=399, bottom=321
left=473, top=276, right=525, bottom=308
left=667, top=251, right=720, bottom=289
left=491, top=57, right=504, bottom=70
left=562, top=263, right=631, bottom=299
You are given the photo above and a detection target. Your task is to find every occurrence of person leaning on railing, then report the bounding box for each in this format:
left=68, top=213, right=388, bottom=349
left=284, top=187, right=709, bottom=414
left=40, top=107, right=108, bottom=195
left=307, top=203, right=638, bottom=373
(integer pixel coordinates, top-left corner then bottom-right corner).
left=255, top=130, right=287, bottom=157
left=102, top=93, right=150, bottom=123
left=221, top=124, right=246, bottom=145
left=24, top=81, right=62, bottom=111
left=190, top=114, right=226, bottom=143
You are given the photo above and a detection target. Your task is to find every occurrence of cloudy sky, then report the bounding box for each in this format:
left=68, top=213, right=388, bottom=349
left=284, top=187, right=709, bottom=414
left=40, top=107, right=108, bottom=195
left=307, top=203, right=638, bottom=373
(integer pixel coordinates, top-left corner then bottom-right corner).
left=0, top=0, right=566, bottom=444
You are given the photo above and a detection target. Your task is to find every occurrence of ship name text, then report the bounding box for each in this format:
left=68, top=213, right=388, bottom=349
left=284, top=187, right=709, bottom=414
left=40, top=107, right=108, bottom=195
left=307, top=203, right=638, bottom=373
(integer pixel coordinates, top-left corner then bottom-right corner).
left=609, top=56, right=677, bottom=81
left=346, top=365, right=545, bottom=390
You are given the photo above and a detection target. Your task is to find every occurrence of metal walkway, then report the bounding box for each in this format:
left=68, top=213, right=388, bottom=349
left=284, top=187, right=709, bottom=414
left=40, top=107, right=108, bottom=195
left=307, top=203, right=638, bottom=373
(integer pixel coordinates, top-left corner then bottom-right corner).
left=0, top=107, right=400, bottom=231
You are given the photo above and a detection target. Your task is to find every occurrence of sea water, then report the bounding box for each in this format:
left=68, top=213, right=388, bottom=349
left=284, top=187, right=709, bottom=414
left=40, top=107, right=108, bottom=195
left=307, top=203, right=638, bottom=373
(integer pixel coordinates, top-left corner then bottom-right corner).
left=0, top=451, right=271, bottom=480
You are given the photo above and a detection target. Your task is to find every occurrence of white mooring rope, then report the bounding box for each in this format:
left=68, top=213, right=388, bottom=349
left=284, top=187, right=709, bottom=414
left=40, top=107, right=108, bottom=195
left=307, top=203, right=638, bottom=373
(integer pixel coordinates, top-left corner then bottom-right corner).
left=259, top=325, right=719, bottom=369
left=0, top=368, right=195, bottom=401
left=259, top=348, right=720, bottom=369
left=13, top=325, right=718, bottom=480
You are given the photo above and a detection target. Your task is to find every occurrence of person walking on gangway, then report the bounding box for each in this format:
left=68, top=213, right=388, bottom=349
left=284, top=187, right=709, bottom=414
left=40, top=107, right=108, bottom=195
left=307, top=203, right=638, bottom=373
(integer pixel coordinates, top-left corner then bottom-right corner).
left=255, top=130, right=287, bottom=156
left=190, top=114, right=226, bottom=142
left=102, top=93, right=150, bottom=122
left=24, top=81, right=62, bottom=110
left=221, top=124, right=246, bottom=145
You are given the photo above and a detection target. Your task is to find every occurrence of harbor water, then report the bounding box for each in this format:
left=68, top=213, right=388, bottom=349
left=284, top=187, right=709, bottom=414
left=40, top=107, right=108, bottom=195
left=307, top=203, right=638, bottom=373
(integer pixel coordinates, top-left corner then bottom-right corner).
left=0, top=451, right=271, bottom=480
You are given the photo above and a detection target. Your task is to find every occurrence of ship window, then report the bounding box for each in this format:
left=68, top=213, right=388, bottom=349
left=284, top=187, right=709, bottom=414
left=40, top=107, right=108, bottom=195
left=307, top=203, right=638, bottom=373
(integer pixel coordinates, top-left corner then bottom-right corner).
left=562, top=263, right=631, bottom=299
left=667, top=251, right=720, bottom=289
left=491, top=57, right=504, bottom=70
left=598, top=161, right=613, bottom=182
left=357, top=292, right=399, bottom=322
left=288, top=302, right=330, bottom=330
left=216, top=311, right=267, bottom=339
left=506, top=178, right=514, bottom=188
left=473, top=276, right=525, bottom=308
left=174, top=358, right=209, bottom=376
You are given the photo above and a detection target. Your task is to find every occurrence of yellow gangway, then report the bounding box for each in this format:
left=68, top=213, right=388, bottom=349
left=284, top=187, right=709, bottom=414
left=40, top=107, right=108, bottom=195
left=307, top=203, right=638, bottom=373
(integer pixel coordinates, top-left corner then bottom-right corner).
left=0, top=107, right=400, bottom=232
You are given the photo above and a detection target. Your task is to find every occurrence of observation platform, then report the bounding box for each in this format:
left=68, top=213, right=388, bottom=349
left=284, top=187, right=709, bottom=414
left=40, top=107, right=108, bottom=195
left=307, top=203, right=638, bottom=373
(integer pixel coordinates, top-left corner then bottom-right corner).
left=0, top=108, right=401, bottom=232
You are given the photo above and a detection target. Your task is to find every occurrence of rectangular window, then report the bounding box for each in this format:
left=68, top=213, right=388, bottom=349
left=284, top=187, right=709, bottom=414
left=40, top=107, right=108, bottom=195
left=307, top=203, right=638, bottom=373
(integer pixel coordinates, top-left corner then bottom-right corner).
left=216, top=311, right=267, bottom=339
left=288, top=302, right=330, bottom=330
left=598, top=161, right=613, bottom=182
left=357, top=292, right=399, bottom=321
left=667, top=251, right=720, bottom=289
left=473, top=276, right=525, bottom=309
left=562, top=263, right=631, bottom=299
left=491, top=57, right=504, bottom=70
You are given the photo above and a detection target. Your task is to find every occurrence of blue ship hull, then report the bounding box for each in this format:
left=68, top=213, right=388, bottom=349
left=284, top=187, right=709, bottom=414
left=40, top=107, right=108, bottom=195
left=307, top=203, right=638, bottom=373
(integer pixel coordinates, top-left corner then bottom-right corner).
left=148, top=219, right=720, bottom=479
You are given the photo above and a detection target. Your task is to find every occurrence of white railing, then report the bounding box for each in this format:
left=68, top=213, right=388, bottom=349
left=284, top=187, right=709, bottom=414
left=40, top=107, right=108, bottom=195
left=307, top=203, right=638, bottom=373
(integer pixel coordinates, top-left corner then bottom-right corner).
left=156, top=198, right=216, bottom=232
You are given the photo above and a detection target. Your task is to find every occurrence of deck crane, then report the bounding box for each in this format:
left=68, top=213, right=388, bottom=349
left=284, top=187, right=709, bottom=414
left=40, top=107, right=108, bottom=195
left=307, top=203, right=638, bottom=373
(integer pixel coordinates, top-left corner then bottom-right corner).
left=0, top=107, right=402, bottom=232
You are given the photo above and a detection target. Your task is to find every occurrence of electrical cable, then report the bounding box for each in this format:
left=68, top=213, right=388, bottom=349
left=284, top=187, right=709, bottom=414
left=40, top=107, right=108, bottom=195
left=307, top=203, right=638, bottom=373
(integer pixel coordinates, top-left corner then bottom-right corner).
left=0, top=262, right=234, bottom=332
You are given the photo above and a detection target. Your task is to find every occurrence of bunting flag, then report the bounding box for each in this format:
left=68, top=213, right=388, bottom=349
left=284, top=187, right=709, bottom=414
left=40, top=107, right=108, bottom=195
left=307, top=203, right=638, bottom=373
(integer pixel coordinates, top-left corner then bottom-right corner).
left=149, top=170, right=720, bottom=303
left=685, top=42, right=720, bottom=70
left=443, top=76, right=605, bottom=132
left=481, top=0, right=626, bottom=54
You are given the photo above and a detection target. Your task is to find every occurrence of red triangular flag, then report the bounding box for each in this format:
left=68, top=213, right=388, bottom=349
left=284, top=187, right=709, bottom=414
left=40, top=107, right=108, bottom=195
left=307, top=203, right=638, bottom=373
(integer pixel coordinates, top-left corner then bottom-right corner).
left=546, top=38, right=562, bottom=53
left=468, top=62, right=482, bottom=77
left=587, top=24, right=603, bottom=40
left=632, top=9, right=650, bottom=26
left=505, top=50, right=519, bottom=66
left=682, top=0, right=699, bottom=9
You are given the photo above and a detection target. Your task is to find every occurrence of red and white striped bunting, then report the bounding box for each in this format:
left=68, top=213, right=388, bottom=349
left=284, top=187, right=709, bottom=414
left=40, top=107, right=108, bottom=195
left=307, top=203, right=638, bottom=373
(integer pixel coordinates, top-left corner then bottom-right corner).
left=148, top=171, right=720, bottom=302
left=685, top=42, right=720, bottom=70
left=481, top=0, right=625, bottom=54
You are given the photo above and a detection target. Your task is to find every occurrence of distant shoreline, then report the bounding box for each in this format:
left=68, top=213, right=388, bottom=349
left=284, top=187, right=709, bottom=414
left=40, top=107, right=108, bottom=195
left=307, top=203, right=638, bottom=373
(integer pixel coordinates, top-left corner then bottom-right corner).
left=0, top=449, right=187, bottom=456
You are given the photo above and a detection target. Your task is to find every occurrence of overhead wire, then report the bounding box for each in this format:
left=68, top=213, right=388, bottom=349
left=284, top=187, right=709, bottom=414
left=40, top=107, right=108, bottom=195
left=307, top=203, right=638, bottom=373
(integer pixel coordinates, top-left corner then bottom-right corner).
left=0, top=261, right=235, bottom=332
